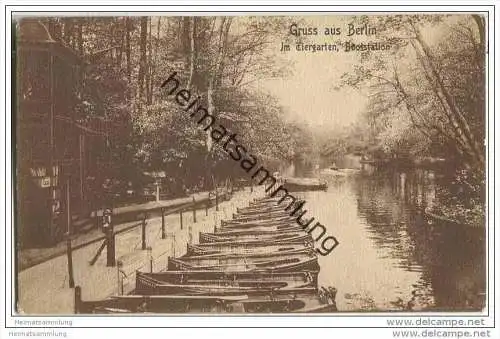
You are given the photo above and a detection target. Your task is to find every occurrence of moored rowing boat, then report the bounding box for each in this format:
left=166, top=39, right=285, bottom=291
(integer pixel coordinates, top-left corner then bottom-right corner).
left=283, top=177, right=328, bottom=192
left=186, top=243, right=311, bottom=256
left=199, top=231, right=311, bottom=244
left=167, top=255, right=320, bottom=272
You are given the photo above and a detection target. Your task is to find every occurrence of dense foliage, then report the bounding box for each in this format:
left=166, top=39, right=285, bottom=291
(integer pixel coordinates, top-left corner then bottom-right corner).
left=323, top=15, right=486, bottom=223
left=335, top=15, right=485, bottom=175
left=42, top=16, right=314, bottom=190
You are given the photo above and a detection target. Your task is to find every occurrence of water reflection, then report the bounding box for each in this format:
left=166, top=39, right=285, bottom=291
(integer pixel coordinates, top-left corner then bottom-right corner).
left=305, top=170, right=485, bottom=311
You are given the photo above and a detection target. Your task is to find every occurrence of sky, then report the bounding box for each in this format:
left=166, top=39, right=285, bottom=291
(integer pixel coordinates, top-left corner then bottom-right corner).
left=257, top=15, right=374, bottom=133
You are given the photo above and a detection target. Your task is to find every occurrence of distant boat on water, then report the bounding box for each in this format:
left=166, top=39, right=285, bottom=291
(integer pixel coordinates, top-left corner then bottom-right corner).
left=320, top=166, right=360, bottom=177
left=283, top=177, right=328, bottom=192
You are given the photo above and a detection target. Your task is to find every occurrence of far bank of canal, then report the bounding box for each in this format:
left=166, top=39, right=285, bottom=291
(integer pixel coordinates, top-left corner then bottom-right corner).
left=294, top=169, right=486, bottom=311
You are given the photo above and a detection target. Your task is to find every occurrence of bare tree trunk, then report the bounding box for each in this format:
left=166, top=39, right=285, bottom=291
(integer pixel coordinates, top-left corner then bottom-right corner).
left=50, top=18, right=62, bottom=41
left=187, top=17, right=196, bottom=89
left=472, top=14, right=485, bottom=50
left=152, top=17, right=161, bottom=104
left=181, top=17, right=190, bottom=54
left=146, top=17, right=153, bottom=105
left=216, top=18, right=232, bottom=87
left=399, top=86, right=472, bottom=168
left=138, top=17, right=148, bottom=111
left=77, top=20, right=84, bottom=56
left=117, top=22, right=124, bottom=67
left=409, top=42, right=471, bottom=153
left=63, top=18, right=72, bottom=45
left=206, top=18, right=231, bottom=153
left=410, top=25, right=485, bottom=170
left=206, top=82, right=215, bottom=153
left=125, top=17, right=132, bottom=102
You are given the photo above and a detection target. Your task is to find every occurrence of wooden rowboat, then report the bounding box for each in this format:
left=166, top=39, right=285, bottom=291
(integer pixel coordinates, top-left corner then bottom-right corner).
left=183, top=246, right=314, bottom=260
left=424, top=207, right=483, bottom=230
left=221, top=216, right=295, bottom=227
left=186, top=245, right=313, bottom=257
left=186, top=243, right=311, bottom=256
left=199, top=231, right=311, bottom=244
left=241, top=299, right=306, bottom=313
left=237, top=206, right=285, bottom=214
left=249, top=200, right=283, bottom=207
left=232, top=210, right=291, bottom=221
left=283, top=177, right=328, bottom=192
left=135, top=270, right=317, bottom=287
left=218, top=223, right=297, bottom=232
left=75, top=292, right=249, bottom=314
left=194, top=234, right=313, bottom=246
left=173, top=250, right=316, bottom=267
left=220, top=220, right=296, bottom=229
left=214, top=225, right=304, bottom=236
left=168, top=255, right=320, bottom=272
left=291, top=303, right=337, bottom=313
left=136, top=273, right=316, bottom=296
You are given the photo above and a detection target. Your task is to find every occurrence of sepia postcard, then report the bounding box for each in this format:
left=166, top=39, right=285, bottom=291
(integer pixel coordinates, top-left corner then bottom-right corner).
left=3, top=4, right=497, bottom=336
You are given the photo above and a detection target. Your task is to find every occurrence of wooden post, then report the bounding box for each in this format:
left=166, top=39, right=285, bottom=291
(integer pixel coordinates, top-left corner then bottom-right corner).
left=116, top=263, right=121, bottom=295
left=106, top=226, right=115, bottom=267
left=172, top=234, right=176, bottom=257
left=215, top=190, right=219, bottom=211
left=180, top=210, right=183, bottom=230
left=155, top=179, right=160, bottom=202
left=141, top=213, right=147, bottom=250
left=147, top=247, right=153, bottom=273
left=116, top=260, right=123, bottom=295
left=79, top=134, right=85, bottom=205
left=74, top=286, right=81, bottom=314
left=161, top=208, right=166, bottom=239
left=66, top=178, right=75, bottom=288
left=89, top=240, right=106, bottom=266
left=104, top=207, right=115, bottom=267
left=192, top=196, right=197, bottom=223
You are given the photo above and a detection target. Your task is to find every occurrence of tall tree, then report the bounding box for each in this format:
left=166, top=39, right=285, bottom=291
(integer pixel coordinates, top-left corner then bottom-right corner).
left=186, top=17, right=196, bottom=89
left=125, top=17, right=132, bottom=94
left=146, top=17, right=153, bottom=105
left=338, top=15, right=485, bottom=179
left=138, top=17, right=148, bottom=107
left=205, top=17, right=232, bottom=152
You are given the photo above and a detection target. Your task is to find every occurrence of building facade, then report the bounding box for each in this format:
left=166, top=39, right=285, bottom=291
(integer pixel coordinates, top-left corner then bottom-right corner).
left=16, top=19, right=110, bottom=247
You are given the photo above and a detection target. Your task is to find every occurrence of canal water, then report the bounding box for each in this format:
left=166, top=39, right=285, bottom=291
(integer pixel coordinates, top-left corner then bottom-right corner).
left=295, top=170, right=486, bottom=312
